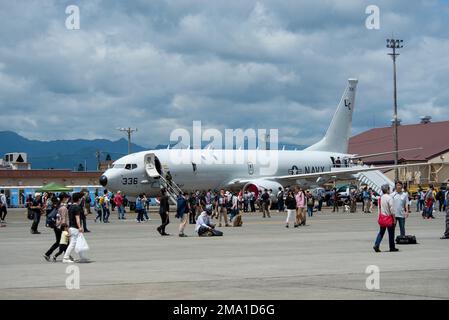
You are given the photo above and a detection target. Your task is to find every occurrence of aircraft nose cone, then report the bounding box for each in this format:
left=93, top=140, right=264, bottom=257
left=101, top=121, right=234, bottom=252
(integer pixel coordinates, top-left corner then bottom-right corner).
left=99, top=175, right=108, bottom=187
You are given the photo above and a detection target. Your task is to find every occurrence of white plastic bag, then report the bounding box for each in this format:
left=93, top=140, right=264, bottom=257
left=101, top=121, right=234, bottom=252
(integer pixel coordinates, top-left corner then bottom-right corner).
left=75, top=233, right=89, bottom=253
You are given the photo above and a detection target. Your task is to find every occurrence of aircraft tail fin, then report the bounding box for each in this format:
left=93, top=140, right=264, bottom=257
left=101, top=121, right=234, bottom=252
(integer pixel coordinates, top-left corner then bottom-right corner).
left=305, top=78, right=358, bottom=154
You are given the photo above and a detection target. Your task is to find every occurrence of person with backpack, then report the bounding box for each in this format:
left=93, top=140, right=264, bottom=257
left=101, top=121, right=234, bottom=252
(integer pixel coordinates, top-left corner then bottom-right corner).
left=30, top=193, right=43, bottom=234
left=43, top=193, right=69, bottom=261
left=94, top=192, right=103, bottom=223
left=306, top=190, right=315, bottom=217
left=362, top=187, right=371, bottom=213
left=135, top=194, right=144, bottom=223
left=0, top=189, right=7, bottom=226
left=277, top=187, right=285, bottom=212
left=101, top=190, right=111, bottom=223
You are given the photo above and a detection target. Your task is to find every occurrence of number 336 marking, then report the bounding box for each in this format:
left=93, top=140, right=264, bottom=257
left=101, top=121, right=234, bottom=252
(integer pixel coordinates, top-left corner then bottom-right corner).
left=122, top=178, right=138, bottom=185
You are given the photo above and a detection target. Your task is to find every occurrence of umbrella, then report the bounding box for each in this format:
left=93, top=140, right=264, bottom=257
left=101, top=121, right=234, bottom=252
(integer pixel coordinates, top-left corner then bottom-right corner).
left=37, top=182, right=73, bottom=193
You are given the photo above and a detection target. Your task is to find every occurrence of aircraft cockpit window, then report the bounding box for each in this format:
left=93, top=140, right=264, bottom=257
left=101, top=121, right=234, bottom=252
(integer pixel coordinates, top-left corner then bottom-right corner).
left=113, top=164, right=125, bottom=169
left=125, top=164, right=132, bottom=170
left=132, top=164, right=138, bottom=169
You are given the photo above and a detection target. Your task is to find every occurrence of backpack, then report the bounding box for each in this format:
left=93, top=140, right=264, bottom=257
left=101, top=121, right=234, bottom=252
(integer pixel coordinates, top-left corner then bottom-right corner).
left=277, top=191, right=284, bottom=200
left=307, top=197, right=314, bottom=206
left=46, top=206, right=59, bottom=228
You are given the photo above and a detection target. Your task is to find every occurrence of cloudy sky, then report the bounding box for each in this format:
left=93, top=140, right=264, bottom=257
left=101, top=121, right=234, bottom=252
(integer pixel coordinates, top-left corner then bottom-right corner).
left=0, top=0, right=448, bottom=148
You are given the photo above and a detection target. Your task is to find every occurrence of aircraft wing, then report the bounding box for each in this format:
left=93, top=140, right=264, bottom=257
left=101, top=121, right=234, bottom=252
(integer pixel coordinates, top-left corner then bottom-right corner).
left=227, top=163, right=425, bottom=186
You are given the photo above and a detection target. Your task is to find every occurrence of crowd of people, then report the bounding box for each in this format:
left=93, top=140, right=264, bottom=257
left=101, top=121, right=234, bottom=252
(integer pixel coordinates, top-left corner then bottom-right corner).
left=1, top=178, right=448, bottom=262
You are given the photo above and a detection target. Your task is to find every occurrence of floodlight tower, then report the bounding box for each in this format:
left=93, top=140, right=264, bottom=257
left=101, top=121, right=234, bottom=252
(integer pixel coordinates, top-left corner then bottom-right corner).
left=386, top=38, right=403, bottom=183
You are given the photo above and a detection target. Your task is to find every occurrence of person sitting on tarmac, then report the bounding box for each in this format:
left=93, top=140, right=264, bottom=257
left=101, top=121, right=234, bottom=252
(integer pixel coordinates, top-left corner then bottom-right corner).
left=195, top=204, right=223, bottom=237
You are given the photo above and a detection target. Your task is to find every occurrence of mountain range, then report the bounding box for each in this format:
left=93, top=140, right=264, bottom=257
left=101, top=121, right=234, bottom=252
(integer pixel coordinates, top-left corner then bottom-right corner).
left=0, top=131, right=306, bottom=170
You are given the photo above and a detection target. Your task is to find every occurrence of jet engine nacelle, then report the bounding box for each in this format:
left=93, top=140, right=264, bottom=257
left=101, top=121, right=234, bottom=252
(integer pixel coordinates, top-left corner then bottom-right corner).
left=243, top=180, right=283, bottom=199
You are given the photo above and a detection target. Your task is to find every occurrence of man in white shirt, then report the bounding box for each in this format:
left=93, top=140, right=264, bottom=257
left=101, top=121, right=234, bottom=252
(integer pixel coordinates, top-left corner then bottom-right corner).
left=229, top=192, right=239, bottom=222
left=195, top=205, right=222, bottom=237
left=391, top=181, right=410, bottom=237
left=373, top=184, right=399, bottom=252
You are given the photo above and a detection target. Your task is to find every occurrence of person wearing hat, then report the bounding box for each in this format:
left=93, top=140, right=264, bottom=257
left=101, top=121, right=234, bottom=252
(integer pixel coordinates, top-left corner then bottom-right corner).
left=30, top=192, right=43, bottom=234
left=195, top=204, right=223, bottom=236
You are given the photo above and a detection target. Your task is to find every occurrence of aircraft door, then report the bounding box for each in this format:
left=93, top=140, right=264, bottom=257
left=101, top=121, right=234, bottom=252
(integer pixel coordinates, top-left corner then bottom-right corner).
left=145, top=153, right=162, bottom=178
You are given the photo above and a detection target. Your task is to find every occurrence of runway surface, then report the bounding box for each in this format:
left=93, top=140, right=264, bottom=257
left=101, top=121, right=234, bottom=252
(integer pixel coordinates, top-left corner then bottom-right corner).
left=0, top=206, right=448, bottom=299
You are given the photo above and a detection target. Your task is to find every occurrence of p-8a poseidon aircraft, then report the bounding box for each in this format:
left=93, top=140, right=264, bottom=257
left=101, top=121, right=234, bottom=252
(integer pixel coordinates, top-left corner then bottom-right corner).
left=99, top=79, right=419, bottom=201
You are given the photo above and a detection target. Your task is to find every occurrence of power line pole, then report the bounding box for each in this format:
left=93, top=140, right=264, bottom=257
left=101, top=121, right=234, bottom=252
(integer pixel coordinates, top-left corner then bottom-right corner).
left=386, top=37, right=403, bottom=183
left=117, top=127, right=138, bottom=155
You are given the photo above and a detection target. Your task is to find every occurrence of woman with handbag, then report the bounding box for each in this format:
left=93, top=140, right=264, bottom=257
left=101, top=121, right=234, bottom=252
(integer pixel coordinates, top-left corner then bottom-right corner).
left=373, top=184, right=399, bottom=253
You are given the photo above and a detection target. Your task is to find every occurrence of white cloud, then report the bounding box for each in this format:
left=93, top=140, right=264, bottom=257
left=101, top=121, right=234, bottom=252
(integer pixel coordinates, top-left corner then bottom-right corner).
left=0, top=0, right=448, bottom=147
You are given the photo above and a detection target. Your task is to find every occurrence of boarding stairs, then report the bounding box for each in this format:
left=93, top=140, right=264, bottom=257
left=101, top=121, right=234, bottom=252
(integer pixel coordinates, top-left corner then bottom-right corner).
left=159, top=175, right=183, bottom=205
left=355, top=166, right=394, bottom=195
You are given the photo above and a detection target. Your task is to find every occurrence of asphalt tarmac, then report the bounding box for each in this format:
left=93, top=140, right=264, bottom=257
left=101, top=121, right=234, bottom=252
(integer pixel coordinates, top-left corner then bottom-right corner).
left=0, top=206, right=448, bottom=299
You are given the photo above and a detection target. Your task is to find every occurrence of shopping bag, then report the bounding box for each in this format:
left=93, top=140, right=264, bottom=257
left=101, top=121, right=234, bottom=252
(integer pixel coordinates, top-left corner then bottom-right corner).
left=75, top=233, right=90, bottom=253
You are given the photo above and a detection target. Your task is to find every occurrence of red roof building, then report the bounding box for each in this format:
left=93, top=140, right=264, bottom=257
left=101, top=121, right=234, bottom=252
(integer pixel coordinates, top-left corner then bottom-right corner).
left=349, top=120, right=449, bottom=184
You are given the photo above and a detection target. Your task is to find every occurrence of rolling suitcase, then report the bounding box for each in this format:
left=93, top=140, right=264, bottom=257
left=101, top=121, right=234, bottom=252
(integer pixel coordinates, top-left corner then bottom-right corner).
left=396, top=235, right=417, bottom=245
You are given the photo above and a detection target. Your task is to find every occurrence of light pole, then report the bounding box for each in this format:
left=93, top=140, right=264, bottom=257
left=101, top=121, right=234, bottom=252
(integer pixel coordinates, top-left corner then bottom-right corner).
left=386, top=38, right=403, bottom=183
left=117, top=127, right=138, bottom=155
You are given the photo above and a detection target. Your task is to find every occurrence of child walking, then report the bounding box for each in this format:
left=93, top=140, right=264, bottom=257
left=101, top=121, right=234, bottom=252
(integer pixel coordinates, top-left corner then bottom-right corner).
left=53, top=223, right=70, bottom=262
